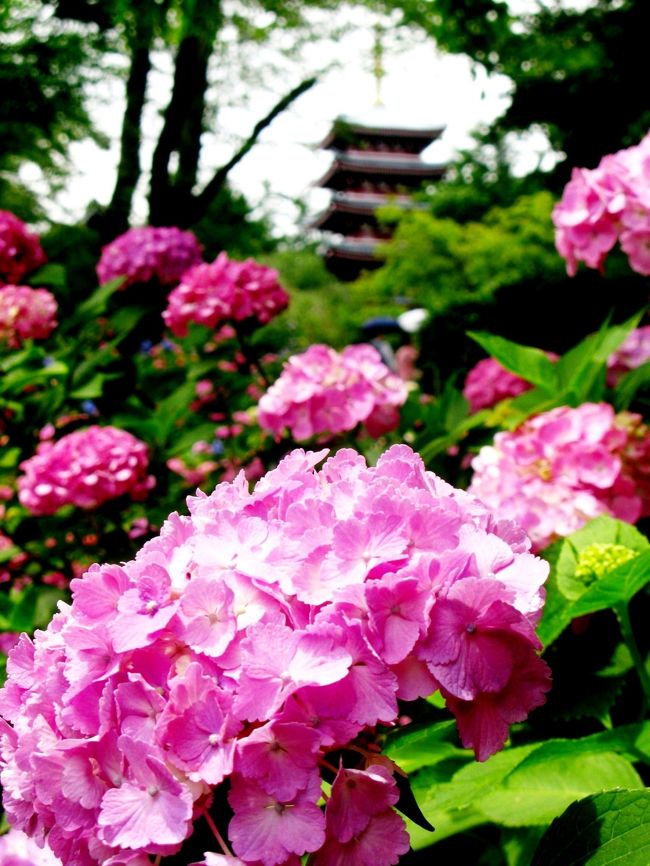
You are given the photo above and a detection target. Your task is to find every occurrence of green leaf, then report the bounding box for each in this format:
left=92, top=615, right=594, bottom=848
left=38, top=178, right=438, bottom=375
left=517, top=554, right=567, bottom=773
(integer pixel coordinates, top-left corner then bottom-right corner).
left=69, top=372, right=121, bottom=400
left=477, top=751, right=640, bottom=827
left=385, top=720, right=469, bottom=774
left=538, top=517, right=650, bottom=646
left=418, top=410, right=489, bottom=462
left=0, top=446, right=20, bottom=468
left=555, top=312, right=643, bottom=404
left=8, top=585, right=38, bottom=632
left=152, top=381, right=198, bottom=446
left=67, top=277, right=124, bottom=323
left=28, top=262, right=67, bottom=288
left=467, top=331, right=558, bottom=390
left=0, top=361, right=68, bottom=396
left=0, top=543, right=21, bottom=564
left=501, top=827, right=547, bottom=866
left=165, top=422, right=221, bottom=458
left=613, top=360, right=650, bottom=410
left=531, top=789, right=650, bottom=866
left=564, top=549, right=650, bottom=619
left=406, top=727, right=647, bottom=849
left=33, top=586, right=66, bottom=629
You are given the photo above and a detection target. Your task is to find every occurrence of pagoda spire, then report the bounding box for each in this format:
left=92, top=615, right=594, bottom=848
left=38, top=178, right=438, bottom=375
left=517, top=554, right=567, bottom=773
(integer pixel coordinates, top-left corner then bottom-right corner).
left=373, top=23, right=385, bottom=108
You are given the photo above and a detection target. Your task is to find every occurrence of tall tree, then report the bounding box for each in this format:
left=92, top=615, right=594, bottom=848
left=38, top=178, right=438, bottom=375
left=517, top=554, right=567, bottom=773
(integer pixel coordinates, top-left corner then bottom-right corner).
left=0, top=0, right=104, bottom=217
left=47, top=0, right=330, bottom=237
left=389, top=0, right=650, bottom=181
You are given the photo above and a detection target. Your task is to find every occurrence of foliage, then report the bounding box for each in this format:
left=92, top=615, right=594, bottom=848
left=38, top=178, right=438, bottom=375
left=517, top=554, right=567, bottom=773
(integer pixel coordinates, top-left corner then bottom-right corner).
left=359, top=192, right=562, bottom=316
left=391, top=0, right=650, bottom=179
left=0, top=0, right=105, bottom=213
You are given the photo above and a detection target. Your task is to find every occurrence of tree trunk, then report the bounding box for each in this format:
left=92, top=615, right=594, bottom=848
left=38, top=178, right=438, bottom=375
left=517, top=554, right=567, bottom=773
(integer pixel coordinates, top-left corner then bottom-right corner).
left=186, top=76, right=318, bottom=227
left=100, top=13, right=155, bottom=239
left=148, top=4, right=221, bottom=226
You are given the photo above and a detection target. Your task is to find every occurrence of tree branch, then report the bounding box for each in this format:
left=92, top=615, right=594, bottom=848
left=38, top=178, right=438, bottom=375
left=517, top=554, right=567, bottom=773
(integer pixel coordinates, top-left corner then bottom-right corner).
left=189, top=75, right=317, bottom=225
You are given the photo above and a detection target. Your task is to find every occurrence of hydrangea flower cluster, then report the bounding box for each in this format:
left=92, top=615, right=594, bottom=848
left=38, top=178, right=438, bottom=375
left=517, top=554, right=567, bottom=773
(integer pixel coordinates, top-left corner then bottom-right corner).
left=17, top=425, right=156, bottom=515
left=96, top=226, right=204, bottom=288
left=0, top=211, right=47, bottom=286
left=0, top=445, right=550, bottom=866
left=163, top=252, right=290, bottom=336
left=552, top=132, right=650, bottom=275
left=463, top=357, right=536, bottom=414
left=0, top=828, right=62, bottom=866
left=469, top=402, right=650, bottom=551
left=257, top=343, right=409, bottom=440
left=0, top=285, right=58, bottom=348
left=606, top=325, right=650, bottom=386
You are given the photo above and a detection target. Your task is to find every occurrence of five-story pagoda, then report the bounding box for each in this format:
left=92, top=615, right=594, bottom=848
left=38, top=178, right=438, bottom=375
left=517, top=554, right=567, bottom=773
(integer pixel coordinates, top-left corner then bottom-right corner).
left=311, top=118, right=447, bottom=281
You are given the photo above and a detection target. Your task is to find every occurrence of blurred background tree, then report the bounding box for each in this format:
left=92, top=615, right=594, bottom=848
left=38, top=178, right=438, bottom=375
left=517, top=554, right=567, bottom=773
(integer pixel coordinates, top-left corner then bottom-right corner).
left=1, top=0, right=648, bottom=365
left=0, top=1, right=105, bottom=219
left=391, top=0, right=650, bottom=182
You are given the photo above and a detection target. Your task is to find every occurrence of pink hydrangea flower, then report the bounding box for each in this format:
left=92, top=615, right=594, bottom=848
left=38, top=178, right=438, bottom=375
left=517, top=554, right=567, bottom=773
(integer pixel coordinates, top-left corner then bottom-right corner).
left=0, top=285, right=58, bottom=348
left=257, top=343, right=408, bottom=440
left=469, top=402, right=650, bottom=551
left=463, top=357, right=536, bottom=413
left=17, top=425, right=155, bottom=515
left=0, top=444, right=550, bottom=865
left=606, top=325, right=650, bottom=386
left=96, top=226, right=204, bottom=288
left=163, top=252, right=289, bottom=335
left=553, top=132, right=650, bottom=275
left=313, top=764, right=410, bottom=866
left=463, top=353, right=559, bottom=413
left=0, top=828, right=62, bottom=866
left=0, top=211, right=47, bottom=286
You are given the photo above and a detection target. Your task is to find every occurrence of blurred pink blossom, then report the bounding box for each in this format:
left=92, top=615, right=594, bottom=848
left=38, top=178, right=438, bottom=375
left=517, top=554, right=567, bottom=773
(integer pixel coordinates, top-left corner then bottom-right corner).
left=96, top=226, right=203, bottom=288
left=469, top=402, right=650, bottom=550
left=0, top=828, right=62, bottom=866
left=163, top=252, right=289, bottom=335
left=606, top=325, right=650, bottom=385
left=463, top=357, right=536, bottom=413
left=0, top=285, right=57, bottom=348
left=18, top=425, right=155, bottom=515
left=257, top=343, right=408, bottom=440
left=0, top=211, right=47, bottom=286
left=553, top=132, right=650, bottom=275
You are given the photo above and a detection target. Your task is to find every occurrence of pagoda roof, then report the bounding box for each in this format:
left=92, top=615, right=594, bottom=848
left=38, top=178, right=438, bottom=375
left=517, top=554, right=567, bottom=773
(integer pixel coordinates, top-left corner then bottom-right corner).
left=309, top=192, right=425, bottom=232
left=324, top=237, right=382, bottom=261
left=322, top=238, right=385, bottom=280
left=320, top=119, right=445, bottom=154
left=315, top=153, right=446, bottom=190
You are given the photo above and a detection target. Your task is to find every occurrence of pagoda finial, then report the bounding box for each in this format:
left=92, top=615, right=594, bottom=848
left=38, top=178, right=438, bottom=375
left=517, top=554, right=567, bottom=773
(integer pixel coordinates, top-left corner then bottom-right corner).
left=372, top=23, right=385, bottom=107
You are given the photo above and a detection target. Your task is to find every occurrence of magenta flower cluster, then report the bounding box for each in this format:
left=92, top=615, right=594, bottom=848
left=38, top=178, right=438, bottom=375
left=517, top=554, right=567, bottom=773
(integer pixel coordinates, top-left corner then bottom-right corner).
left=606, top=325, right=650, bottom=386
left=17, top=425, right=155, bottom=516
left=463, top=357, right=535, bottom=414
left=552, top=131, right=650, bottom=275
left=469, top=402, right=650, bottom=551
left=0, top=211, right=47, bottom=286
left=0, top=285, right=58, bottom=348
left=96, top=226, right=204, bottom=288
left=163, top=252, right=290, bottom=336
left=0, top=445, right=550, bottom=866
left=257, top=343, right=409, bottom=440
left=0, top=829, right=62, bottom=866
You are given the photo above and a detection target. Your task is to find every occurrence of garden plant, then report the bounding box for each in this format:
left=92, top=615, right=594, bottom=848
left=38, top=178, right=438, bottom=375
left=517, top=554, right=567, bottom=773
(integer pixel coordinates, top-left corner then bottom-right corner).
left=0, top=32, right=649, bottom=866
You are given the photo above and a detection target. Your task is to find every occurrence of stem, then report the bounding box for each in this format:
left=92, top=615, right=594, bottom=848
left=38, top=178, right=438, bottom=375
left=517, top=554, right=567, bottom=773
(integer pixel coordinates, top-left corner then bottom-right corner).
left=203, top=808, right=233, bottom=857
left=616, top=602, right=650, bottom=714
left=235, top=326, right=271, bottom=387
left=318, top=758, right=340, bottom=776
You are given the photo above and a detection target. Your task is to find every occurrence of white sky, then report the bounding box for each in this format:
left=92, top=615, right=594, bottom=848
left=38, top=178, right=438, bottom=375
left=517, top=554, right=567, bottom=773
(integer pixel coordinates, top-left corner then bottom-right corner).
left=30, top=4, right=577, bottom=235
